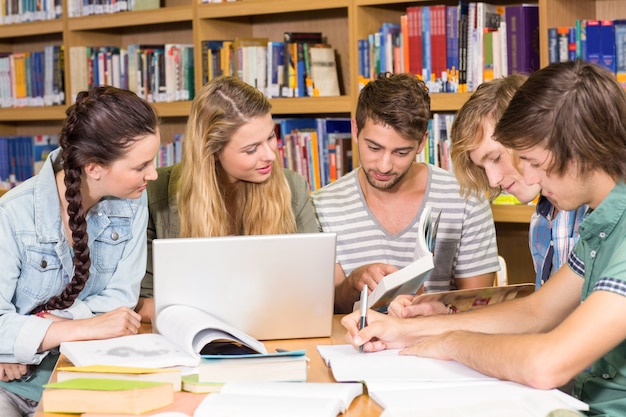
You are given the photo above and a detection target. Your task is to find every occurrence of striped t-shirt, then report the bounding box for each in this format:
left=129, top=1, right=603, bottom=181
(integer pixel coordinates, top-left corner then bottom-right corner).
left=311, top=165, right=500, bottom=292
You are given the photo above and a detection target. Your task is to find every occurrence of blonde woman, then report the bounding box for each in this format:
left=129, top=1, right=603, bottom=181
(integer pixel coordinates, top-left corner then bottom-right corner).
left=137, top=76, right=318, bottom=322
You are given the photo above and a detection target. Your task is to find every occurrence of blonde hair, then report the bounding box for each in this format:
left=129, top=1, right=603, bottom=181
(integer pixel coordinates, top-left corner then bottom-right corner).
left=450, top=74, right=527, bottom=200
left=178, top=76, right=297, bottom=237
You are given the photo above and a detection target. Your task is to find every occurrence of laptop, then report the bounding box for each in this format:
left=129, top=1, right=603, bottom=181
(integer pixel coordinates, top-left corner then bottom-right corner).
left=152, top=233, right=337, bottom=340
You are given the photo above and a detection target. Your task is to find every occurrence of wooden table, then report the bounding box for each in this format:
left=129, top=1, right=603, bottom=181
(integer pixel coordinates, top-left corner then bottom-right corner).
left=35, top=315, right=383, bottom=417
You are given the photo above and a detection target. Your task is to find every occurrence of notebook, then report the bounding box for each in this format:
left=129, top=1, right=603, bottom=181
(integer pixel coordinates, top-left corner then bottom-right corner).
left=152, top=233, right=337, bottom=340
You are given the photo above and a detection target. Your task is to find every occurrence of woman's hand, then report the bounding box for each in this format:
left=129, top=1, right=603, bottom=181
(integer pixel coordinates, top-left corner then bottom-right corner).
left=0, top=363, right=28, bottom=382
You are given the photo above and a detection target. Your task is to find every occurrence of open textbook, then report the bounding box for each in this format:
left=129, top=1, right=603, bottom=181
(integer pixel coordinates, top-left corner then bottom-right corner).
left=316, top=345, right=588, bottom=416
left=355, top=206, right=439, bottom=313
left=412, top=283, right=535, bottom=312
left=60, top=305, right=270, bottom=368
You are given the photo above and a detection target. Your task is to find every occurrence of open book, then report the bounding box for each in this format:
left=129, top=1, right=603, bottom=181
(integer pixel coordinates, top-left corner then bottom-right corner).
left=411, top=283, right=535, bottom=312
left=316, top=345, right=588, bottom=416
left=355, top=206, right=439, bottom=313
left=60, top=305, right=269, bottom=369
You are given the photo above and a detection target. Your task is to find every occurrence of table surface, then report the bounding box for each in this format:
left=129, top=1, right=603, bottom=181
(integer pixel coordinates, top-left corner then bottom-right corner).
left=34, top=315, right=383, bottom=417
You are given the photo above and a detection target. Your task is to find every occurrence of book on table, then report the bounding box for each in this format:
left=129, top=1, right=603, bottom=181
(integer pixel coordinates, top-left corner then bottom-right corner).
left=355, top=206, right=439, bottom=313
left=193, top=381, right=363, bottom=417
left=315, top=345, right=588, bottom=417
left=41, top=378, right=174, bottom=414
left=410, top=282, right=535, bottom=312
left=60, top=304, right=307, bottom=384
left=55, top=364, right=182, bottom=391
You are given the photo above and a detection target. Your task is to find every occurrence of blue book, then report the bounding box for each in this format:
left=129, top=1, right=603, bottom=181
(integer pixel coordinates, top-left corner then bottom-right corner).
left=547, top=28, right=559, bottom=64
left=421, top=6, right=431, bottom=80
left=0, top=137, right=9, bottom=182
left=446, top=5, right=459, bottom=76
left=585, top=20, right=601, bottom=66
left=614, top=19, right=626, bottom=88
left=600, top=20, right=616, bottom=73
left=358, top=38, right=369, bottom=78
left=316, top=118, right=350, bottom=187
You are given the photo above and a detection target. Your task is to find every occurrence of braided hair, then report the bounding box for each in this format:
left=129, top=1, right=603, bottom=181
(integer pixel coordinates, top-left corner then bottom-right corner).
left=30, top=86, right=158, bottom=314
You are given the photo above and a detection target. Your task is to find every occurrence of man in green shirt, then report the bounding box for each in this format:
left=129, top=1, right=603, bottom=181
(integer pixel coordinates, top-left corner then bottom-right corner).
left=341, top=60, right=626, bottom=416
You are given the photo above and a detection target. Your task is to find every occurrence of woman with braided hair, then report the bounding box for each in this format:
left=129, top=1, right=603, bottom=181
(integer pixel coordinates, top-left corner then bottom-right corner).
left=0, top=86, right=160, bottom=416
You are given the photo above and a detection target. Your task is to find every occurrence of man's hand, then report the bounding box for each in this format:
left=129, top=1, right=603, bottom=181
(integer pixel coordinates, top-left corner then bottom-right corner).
left=348, top=263, right=398, bottom=292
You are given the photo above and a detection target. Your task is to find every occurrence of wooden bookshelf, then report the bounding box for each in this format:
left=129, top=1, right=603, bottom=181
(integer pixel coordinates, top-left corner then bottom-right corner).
left=2, top=0, right=624, bottom=223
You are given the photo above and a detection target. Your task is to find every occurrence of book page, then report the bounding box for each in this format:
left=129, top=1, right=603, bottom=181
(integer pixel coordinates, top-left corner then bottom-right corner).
left=372, top=380, right=588, bottom=416
left=60, top=334, right=199, bottom=368
left=156, top=305, right=268, bottom=357
left=361, top=206, right=437, bottom=312
left=193, top=392, right=343, bottom=417
left=219, top=381, right=363, bottom=412
left=328, top=353, right=497, bottom=383
left=316, top=344, right=400, bottom=367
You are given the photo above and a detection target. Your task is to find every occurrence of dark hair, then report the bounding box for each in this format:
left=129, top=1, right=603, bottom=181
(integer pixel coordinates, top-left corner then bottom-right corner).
left=355, top=73, right=431, bottom=144
left=495, top=60, right=626, bottom=180
left=31, top=86, right=159, bottom=314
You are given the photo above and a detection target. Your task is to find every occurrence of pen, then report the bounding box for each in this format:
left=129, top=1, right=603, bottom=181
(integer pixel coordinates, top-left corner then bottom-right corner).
left=359, top=285, right=368, bottom=352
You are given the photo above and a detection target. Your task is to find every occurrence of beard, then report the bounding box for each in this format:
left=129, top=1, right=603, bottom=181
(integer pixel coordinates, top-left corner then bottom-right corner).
left=362, top=166, right=410, bottom=191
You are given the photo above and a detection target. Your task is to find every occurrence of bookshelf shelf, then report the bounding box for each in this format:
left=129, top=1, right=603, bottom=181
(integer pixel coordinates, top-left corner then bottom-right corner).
left=67, top=6, right=193, bottom=30
left=491, top=204, right=536, bottom=224
left=3, top=0, right=623, bottom=231
left=270, top=96, right=352, bottom=115
left=0, top=106, right=67, bottom=122
left=0, top=20, right=63, bottom=38
left=197, top=0, right=349, bottom=19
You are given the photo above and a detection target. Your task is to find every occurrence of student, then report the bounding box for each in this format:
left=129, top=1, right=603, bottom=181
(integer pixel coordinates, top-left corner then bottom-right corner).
left=311, top=73, right=500, bottom=314
left=343, top=60, right=626, bottom=416
left=137, top=76, right=318, bottom=322
left=451, top=74, right=587, bottom=290
left=0, top=86, right=159, bottom=416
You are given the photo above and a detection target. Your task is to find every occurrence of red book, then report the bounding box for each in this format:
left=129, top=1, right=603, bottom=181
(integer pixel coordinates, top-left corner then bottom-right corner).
left=406, top=6, right=423, bottom=77
left=429, top=4, right=447, bottom=80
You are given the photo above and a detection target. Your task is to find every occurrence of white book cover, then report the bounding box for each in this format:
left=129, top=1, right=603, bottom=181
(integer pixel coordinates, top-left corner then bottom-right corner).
left=354, top=206, right=438, bottom=312
left=193, top=381, right=362, bottom=417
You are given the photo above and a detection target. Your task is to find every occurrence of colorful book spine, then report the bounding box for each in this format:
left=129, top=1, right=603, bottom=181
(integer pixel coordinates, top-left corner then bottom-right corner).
left=406, top=6, right=423, bottom=78
left=585, top=20, right=601, bottom=66
left=600, top=20, right=616, bottom=73
left=615, top=19, right=626, bottom=88
left=505, top=4, right=539, bottom=74
left=547, top=27, right=559, bottom=64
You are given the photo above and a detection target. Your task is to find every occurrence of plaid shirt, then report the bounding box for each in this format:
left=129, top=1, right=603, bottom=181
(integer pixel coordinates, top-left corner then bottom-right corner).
left=528, top=195, right=587, bottom=288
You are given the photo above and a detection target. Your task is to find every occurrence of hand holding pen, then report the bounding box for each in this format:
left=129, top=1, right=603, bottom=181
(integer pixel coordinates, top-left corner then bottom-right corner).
left=359, top=285, right=368, bottom=352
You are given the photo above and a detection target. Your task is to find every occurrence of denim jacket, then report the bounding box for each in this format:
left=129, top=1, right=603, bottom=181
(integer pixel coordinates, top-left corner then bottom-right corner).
left=0, top=148, right=148, bottom=364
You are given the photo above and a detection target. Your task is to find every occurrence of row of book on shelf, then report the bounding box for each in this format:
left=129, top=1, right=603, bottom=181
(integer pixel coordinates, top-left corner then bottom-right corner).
left=358, top=3, right=539, bottom=94
left=0, top=135, right=59, bottom=189
left=202, top=31, right=341, bottom=98
left=67, top=0, right=160, bottom=17
left=0, top=46, right=65, bottom=108
left=548, top=19, right=626, bottom=88
left=0, top=111, right=458, bottom=192
left=1, top=0, right=61, bottom=24
left=69, top=44, right=196, bottom=104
